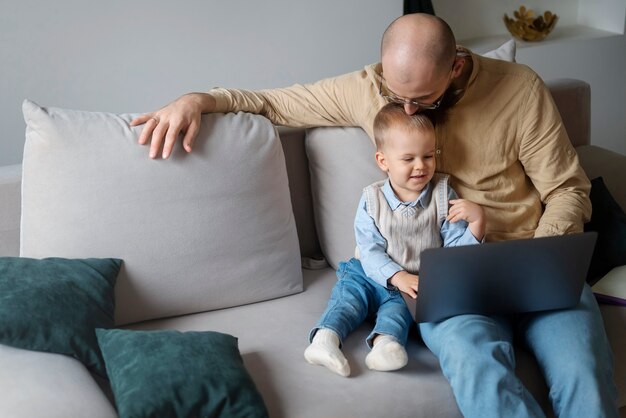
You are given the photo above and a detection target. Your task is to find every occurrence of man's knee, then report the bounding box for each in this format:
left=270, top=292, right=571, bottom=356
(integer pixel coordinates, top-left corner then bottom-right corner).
left=427, top=315, right=515, bottom=365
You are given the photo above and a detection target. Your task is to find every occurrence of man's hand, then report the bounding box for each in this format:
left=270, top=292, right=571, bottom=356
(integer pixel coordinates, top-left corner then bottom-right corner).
left=448, top=198, right=486, bottom=241
left=130, top=93, right=216, bottom=159
left=389, top=271, right=419, bottom=299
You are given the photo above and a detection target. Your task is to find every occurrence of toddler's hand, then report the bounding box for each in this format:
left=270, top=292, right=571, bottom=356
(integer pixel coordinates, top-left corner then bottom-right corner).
left=389, top=271, right=419, bottom=299
left=448, top=199, right=485, bottom=241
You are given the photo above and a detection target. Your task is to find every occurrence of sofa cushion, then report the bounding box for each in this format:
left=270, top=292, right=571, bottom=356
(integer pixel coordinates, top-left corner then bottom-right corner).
left=305, top=127, right=382, bottom=268
left=0, top=164, right=21, bottom=257
left=21, top=101, right=303, bottom=325
left=96, top=328, right=268, bottom=418
left=0, top=344, right=117, bottom=418
left=585, top=177, right=626, bottom=282
left=481, top=39, right=516, bottom=61
left=0, top=257, right=121, bottom=376
left=305, top=42, right=517, bottom=269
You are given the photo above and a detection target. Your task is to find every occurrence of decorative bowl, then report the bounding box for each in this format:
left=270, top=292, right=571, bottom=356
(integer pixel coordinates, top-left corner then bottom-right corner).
left=503, top=6, right=558, bottom=42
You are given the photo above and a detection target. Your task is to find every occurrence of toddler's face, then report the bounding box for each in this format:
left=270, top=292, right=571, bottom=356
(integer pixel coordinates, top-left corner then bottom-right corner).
left=375, top=126, right=436, bottom=202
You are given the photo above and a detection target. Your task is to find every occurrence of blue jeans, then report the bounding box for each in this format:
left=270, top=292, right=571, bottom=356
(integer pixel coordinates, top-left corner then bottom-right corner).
left=419, top=284, right=619, bottom=418
left=310, top=258, right=413, bottom=348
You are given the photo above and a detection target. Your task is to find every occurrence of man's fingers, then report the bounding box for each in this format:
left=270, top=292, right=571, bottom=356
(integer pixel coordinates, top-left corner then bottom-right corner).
left=137, top=117, right=159, bottom=145
left=149, top=121, right=169, bottom=159
left=182, top=120, right=200, bottom=153
left=135, top=110, right=201, bottom=158
left=130, top=113, right=154, bottom=127
left=162, top=123, right=182, bottom=159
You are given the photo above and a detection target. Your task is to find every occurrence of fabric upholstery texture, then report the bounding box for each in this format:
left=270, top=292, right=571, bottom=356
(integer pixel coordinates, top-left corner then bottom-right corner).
left=306, top=127, right=383, bottom=269
left=96, top=328, right=268, bottom=418
left=0, top=344, right=117, bottom=418
left=20, top=101, right=303, bottom=324
left=0, top=164, right=21, bottom=257
left=545, top=78, right=591, bottom=148
left=0, top=257, right=121, bottom=376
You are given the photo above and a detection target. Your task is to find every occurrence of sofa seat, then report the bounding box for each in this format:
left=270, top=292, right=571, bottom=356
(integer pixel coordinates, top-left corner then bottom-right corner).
left=2, top=265, right=623, bottom=418
left=124, top=267, right=568, bottom=418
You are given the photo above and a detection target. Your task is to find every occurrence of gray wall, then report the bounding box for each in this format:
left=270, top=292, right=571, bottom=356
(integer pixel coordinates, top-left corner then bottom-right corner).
left=0, top=1, right=400, bottom=166
left=1, top=2, right=624, bottom=166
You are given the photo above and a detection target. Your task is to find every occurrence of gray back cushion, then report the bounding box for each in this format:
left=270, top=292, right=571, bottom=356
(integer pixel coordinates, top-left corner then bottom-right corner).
left=305, top=127, right=384, bottom=269
left=21, top=101, right=302, bottom=325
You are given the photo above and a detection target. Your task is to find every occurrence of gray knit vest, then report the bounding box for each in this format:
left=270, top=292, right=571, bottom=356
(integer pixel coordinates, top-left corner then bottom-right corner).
left=357, top=173, right=450, bottom=274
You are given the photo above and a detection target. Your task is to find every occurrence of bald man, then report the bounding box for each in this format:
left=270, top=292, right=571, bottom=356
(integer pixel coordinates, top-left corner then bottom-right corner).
left=132, top=14, right=618, bottom=418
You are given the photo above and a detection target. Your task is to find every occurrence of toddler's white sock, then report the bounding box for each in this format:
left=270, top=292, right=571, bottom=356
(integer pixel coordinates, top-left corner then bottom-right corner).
left=304, top=328, right=350, bottom=377
left=365, top=335, right=408, bottom=372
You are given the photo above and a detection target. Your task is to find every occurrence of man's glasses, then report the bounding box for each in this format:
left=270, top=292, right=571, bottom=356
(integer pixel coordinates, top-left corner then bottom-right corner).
left=378, top=53, right=467, bottom=110
left=378, top=77, right=446, bottom=110
left=378, top=75, right=446, bottom=110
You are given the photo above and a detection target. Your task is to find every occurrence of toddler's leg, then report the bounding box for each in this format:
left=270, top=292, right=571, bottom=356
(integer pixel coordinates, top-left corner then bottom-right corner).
left=365, top=334, right=408, bottom=371
left=304, top=328, right=350, bottom=377
left=304, top=259, right=375, bottom=377
left=365, top=289, right=413, bottom=371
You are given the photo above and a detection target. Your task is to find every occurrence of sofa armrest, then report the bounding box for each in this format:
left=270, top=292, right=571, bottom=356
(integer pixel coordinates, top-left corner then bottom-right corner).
left=546, top=78, right=591, bottom=148
left=577, top=145, right=626, bottom=212
left=0, top=164, right=21, bottom=256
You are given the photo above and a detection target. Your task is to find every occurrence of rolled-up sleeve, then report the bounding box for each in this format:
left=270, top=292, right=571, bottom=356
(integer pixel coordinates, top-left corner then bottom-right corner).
left=209, top=65, right=384, bottom=137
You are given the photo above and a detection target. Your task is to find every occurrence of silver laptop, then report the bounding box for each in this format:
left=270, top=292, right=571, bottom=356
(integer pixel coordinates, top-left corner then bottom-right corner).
left=402, top=232, right=597, bottom=323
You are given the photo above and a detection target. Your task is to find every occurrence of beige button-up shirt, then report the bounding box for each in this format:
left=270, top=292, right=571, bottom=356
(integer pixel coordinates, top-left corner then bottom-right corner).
left=209, top=51, right=591, bottom=242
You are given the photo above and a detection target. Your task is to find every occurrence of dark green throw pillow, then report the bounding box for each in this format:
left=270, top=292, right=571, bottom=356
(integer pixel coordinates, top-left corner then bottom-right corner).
left=0, top=257, right=121, bottom=376
left=584, top=177, right=626, bottom=283
left=96, top=328, right=269, bottom=418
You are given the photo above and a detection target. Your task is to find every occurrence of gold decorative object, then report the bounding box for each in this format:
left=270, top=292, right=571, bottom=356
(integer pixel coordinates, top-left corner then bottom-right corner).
left=503, top=6, right=559, bottom=42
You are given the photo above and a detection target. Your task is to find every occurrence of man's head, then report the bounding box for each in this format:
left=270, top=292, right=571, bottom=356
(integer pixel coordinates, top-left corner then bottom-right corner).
left=374, top=103, right=436, bottom=202
left=380, top=13, right=466, bottom=115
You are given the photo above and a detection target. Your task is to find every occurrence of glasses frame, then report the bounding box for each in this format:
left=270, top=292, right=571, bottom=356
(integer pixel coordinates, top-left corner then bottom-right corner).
left=378, top=77, right=446, bottom=110
left=378, top=53, right=467, bottom=110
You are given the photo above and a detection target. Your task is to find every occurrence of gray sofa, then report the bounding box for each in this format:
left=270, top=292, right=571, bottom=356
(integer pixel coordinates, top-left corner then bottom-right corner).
left=0, top=78, right=624, bottom=418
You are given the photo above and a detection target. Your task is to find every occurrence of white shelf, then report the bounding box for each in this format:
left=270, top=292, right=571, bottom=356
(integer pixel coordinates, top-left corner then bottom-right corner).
left=462, top=25, right=624, bottom=54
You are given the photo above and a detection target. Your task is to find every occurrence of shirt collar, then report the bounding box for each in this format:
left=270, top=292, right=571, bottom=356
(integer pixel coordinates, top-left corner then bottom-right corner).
left=460, top=46, right=480, bottom=90
left=382, top=178, right=431, bottom=210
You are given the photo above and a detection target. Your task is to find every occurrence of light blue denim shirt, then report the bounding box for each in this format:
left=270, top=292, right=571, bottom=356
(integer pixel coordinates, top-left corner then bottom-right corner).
left=355, top=178, right=480, bottom=288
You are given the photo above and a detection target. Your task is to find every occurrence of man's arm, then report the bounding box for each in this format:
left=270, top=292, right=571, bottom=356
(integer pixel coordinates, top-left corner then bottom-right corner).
left=131, top=65, right=382, bottom=159
left=518, top=75, right=592, bottom=237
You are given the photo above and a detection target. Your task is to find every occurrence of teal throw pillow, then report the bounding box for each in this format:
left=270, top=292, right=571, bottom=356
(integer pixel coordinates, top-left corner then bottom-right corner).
left=584, top=177, right=626, bottom=283
left=0, top=257, right=121, bottom=377
left=96, top=328, right=269, bottom=418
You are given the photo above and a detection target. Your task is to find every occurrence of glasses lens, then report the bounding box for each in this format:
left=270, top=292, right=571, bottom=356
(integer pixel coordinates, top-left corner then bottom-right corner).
left=380, top=78, right=443, bottom=109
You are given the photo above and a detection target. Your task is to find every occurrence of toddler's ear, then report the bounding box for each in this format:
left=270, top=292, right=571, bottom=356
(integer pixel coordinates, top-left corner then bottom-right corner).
left=375, top=151, right=388, bottom=172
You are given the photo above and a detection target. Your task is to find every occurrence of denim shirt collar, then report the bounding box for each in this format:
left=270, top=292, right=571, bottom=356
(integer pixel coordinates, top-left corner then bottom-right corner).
left=382, top=178, right=431, bottom=210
